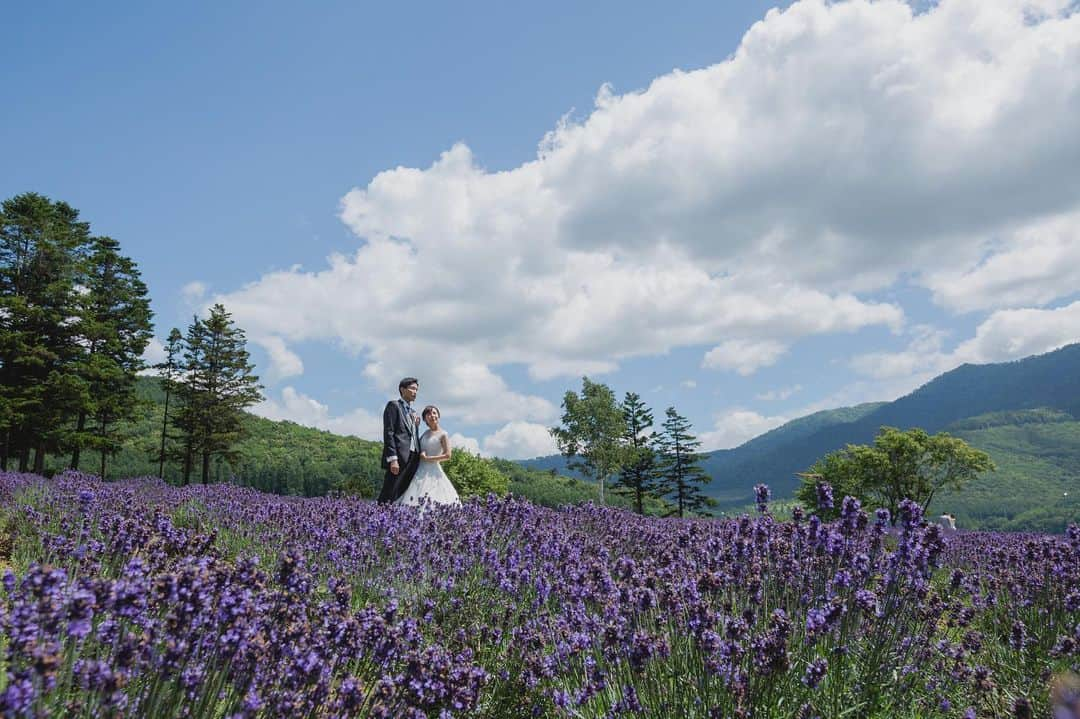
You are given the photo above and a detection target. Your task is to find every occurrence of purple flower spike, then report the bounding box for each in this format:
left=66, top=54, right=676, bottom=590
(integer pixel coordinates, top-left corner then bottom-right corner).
left=754, top=484, right=771, bottom=514
left=802, top=658, right=828, bottom=689
left=815, top=482, right=834, bottom=511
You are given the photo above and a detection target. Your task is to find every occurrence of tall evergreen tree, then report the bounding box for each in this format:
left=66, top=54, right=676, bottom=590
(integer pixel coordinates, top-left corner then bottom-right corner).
left=68, top=236, right=153, bottom=476
left=0, top=193, right=92, bottom=472
left=613, top=392, right=661, bottom=514
left=176, top=304, right=263, bottom=484
left=656, top=406, right=714, bottom=518
left=155, top=328, right=184, bottom=478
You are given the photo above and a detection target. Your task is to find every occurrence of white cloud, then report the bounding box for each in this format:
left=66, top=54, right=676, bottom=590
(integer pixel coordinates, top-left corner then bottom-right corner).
left=849, top=324, right=950, bottom=380
left=851, top=302, right=1080, bottom=389
left=703, top=339, right=789, bottom=376
left=256, top=335, right=305, bottom=382
left=449, top=432, right=483, bottom=456
left=141, top=336, right=166, bottom=367
left=699, top=409, right=790, bottom=451
left=952, top=301, right=1080, bottom=363
left=923, top=210, right=1080, bottom=313
left=209, top=0, right=1079, bottom=426
left=182, top=281, right=207, bottom=305
left=481, top=421, right=560, bottom=460
left=755, top=384, right=803, bottom=401
left=253, top=387, right=382, bottom=440
left=681, top=379, right=697, bottom=389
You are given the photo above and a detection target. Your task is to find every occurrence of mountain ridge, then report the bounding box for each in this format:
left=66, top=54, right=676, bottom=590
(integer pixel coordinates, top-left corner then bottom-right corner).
left=522, top=343, right=1080, bottom=526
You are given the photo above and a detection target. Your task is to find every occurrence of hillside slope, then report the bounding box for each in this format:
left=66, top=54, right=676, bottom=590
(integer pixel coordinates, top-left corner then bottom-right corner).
left=939, top=409, right=1080, bottom=533
left=521, top=343, right=1080, bottom=529
left=51, top=377, right=668, bottom=512
left=705, top=343, right=1080, bottom=508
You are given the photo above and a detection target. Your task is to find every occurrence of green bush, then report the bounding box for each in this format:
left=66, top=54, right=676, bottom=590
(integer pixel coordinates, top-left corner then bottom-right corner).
left=444, top=449, right=509, bottom=498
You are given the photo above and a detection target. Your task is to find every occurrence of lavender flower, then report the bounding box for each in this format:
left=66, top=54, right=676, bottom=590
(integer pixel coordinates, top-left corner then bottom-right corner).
left=815, top=482, right=834, bottom=511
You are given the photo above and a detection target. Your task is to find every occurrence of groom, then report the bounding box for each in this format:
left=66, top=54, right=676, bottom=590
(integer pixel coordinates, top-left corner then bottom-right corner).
left=377, top=377, right=421, bottom=503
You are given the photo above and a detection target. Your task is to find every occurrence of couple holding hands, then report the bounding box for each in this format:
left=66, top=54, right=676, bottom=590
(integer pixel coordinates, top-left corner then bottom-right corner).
left=376, top=377, right=462, bottom=508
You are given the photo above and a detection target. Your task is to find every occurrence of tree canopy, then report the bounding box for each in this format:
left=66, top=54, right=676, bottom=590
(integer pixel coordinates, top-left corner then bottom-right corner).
left=797, top=426, right=995, bottom=520
left=550, top=377, right=627, bottom=504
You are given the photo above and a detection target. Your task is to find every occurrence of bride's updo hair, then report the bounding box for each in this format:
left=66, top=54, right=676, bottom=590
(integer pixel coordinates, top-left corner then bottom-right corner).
left=421, top=405, right=440, bottom=421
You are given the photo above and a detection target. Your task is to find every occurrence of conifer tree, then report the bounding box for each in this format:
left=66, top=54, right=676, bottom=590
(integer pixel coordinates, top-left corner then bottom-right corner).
left=155, top=327, right=184, bottom=478
left=656, top=406, right=714, bottom=518
left=613, top=392, right=661, bottom=514
left=68, top=236, right=153, bottom=476
left=177, top=304, right=263, bottom=484
left=0, top=193, right=92, bottom=472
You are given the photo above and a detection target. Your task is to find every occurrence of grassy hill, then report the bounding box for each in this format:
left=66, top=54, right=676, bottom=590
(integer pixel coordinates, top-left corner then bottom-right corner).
left=43, top=376, right=672, bottom=513
left=938, top=409, right=1080, bottom=533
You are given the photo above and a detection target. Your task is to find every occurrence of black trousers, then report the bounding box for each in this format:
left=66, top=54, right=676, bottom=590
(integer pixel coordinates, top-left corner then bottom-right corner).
left=377, top=452, right=419, bottom=503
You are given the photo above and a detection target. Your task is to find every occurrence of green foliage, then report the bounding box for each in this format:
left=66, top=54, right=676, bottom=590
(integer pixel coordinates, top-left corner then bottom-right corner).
left=0, top=193, right=151, bottom=475
left=945, top=407, right=1074, bottom=431
left=656, top=406, right=715, bottom=518
left=444, top=449, right=509, bottom=498
left=797, top=426, right=994, bottom=520
left=936, top=415, right=1080, bottom=533
left=793, top=451, right=867, bottom=520
left=491, top=458, right=674, bottom=515
left=613, top=392, right=662, bottom=515
left=67, top=235, right=154, bottom=476
left=36, top=376, right=383, bottom=497
left=550, top=377, right=628, bottom=504
left=172, top=304, right=264, bottom=484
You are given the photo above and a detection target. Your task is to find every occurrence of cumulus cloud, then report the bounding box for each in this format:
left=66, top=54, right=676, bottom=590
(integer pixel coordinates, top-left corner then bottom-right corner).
left=703, top=339, right=789, bottom=376
left=923, top=211, right=1080, bottom=313
left=256, top=336, right=305, bottom=382
left=450, top=432, right=483, bottom=455
left=851, top=302, right=1080, bottom=386
left=141, top=336, right=166, bottom=367
left=756, top=384, right=803, bottom=401
left=253, top=387, right=382, bottom=440
left=481, top=422, right=560, bottom=460
left=208, top=0, right=1079, bottom=435
left=699, top=409, right=790, bottom=451
left=849, top=325, right=950, bottom=381
left=182, top=281, right=208, bottom=305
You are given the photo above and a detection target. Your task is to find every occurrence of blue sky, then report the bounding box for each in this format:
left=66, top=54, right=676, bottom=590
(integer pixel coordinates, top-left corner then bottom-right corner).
left=5, top=0, right=1080, bottom=458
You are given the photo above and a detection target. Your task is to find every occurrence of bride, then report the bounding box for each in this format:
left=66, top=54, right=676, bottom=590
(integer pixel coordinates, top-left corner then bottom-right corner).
left=395, top=405, right=461, bottom=508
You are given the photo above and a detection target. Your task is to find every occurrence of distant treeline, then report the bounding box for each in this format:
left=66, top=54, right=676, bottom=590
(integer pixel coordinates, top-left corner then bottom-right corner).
left=1, top=193, right=153, bottom=476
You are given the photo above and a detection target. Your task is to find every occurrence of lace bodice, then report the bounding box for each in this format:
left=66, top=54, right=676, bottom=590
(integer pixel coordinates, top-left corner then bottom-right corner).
left=420, top=430, right=446, bottom=456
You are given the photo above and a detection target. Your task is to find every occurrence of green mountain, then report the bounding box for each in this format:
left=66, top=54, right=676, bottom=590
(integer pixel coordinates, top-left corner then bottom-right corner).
left=703, top=343, right=1080, bottom=511
left=522, top=343, right=1080, bottom=530
left=939, top=408, right=1080, bottom=533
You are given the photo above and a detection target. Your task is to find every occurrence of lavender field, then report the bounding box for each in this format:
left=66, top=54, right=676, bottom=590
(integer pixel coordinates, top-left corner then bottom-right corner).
left=0, top=472, right=1077, bottom=718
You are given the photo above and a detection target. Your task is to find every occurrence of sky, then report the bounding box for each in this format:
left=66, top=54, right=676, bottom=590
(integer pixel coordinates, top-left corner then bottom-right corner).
left=4, top=0, right=1080, bottom=459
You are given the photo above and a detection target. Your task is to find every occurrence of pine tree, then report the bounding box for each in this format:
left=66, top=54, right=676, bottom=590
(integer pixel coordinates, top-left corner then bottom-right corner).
left=0, top=193, right=92, bottom=472
left=155, top=328, right=184, bottom=478
left=656, top=406, right=714, bottom=518
left=613, top=392, right=661, bottom=514
left=176, top=304, right=263, bottom=484
left=68, top=236, right=153, bottom=476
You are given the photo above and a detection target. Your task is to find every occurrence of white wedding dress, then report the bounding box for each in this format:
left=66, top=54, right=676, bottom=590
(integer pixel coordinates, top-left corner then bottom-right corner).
left=395, top=430, right=461, bottom=508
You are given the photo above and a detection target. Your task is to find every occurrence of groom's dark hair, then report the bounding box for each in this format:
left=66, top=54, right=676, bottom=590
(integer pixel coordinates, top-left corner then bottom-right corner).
left=399, top=377, right=419, bottom=390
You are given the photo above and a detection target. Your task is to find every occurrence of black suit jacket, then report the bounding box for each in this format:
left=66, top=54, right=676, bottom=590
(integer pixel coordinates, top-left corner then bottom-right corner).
left=382, top=399, right=416, bottom=469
